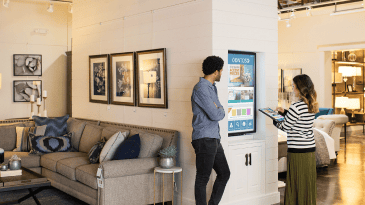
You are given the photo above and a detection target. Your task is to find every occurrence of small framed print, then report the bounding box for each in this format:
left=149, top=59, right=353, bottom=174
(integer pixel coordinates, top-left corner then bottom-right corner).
left=110, top=52, right=135, bottom=106
left=13, top=80, right=42, bottom=102
left=89, top=54, right=109, bottom=104
left=347, top=85, right=353, bottom=92
left=13, top=54, right=42, bottom=76
left=136, top=48, right=167, bottom=108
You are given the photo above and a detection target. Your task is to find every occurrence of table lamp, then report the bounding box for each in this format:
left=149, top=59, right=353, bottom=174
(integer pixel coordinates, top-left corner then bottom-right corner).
left=347, top=98, right=360, bottom=123
left=335, top=97, right=348, bottom=114
left=142, top=71, right=156, bottom=98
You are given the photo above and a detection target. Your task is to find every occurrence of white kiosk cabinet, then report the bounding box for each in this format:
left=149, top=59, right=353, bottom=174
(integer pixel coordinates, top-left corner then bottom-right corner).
left=228, top=140, right=265, bottom=202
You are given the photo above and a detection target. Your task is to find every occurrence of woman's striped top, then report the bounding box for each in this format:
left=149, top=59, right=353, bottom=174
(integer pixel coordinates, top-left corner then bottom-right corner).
left=275, top=100, right=316, bottom=153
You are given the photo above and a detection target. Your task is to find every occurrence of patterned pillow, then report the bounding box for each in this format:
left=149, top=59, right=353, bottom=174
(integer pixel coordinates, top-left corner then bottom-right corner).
left=88, top=138, right=106, bottom=164
left=33, top=115, right=69, bottom=137
left=29, top=132, right=72, bottom=155
left=13, top=125, right=47, bottom=152
left=112, top=134, right=141, bottom=160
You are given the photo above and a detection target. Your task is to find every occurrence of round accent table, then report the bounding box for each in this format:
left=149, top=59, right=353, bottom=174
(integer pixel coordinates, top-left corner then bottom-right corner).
left=154, top=166, right=182, bottom=205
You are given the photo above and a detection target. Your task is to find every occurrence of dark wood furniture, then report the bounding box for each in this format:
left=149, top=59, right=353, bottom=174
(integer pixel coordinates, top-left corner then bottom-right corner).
left=0, top=167, right=51, bottom=205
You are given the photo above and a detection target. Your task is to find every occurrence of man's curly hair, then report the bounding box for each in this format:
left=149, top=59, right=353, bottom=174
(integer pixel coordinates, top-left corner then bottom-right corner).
left=202, top=56, right=224, bottom=75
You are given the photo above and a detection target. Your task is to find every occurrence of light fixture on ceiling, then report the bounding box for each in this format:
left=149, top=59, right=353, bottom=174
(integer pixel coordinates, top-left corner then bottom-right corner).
left=3, top=0, right=9, bottom=8
left=68, top=3, right=73, bottom=13
left=286, top=20, right=291, bottom=28
left=278, top=11, right=281, bottom=20
left=290, top=9, right=296, bottom=19
left=306, top=7, right=312, bottom=17
left=47, top=3, right=54, bottom=13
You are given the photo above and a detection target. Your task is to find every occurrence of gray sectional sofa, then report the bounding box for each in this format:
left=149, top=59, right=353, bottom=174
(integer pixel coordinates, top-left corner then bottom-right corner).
left=0, top=117, right=178, bottom=205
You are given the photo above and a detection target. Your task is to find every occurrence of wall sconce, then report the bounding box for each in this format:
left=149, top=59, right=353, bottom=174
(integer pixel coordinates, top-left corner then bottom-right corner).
left=142, top=71, right=156, bottom=98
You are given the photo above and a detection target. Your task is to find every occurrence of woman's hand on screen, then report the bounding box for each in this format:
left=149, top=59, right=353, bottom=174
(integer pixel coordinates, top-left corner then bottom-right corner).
left=276, top=107, right=284, bottom=113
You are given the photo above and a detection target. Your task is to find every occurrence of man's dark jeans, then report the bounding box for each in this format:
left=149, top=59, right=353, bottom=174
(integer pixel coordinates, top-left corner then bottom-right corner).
left=192, top=138, right=230, bottom=205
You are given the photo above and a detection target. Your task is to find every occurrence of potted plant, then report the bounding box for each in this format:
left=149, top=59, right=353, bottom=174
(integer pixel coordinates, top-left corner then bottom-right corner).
left=158, top=145, right=177, bottom=169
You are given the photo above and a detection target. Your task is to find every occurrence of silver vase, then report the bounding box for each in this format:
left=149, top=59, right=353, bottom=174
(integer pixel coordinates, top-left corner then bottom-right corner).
left=159, top=157, right=174, bottom=169
left=9, top=160, right=21, bottom=170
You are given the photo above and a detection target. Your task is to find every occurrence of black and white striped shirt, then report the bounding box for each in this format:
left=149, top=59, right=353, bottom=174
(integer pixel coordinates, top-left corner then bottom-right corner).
left=275, top=100, right=316, bottom=153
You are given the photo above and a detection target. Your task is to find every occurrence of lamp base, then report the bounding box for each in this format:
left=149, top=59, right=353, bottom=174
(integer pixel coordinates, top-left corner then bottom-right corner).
left=340, top=108, right=346, bottom=115
left=351, top=110, right=357, bottom=123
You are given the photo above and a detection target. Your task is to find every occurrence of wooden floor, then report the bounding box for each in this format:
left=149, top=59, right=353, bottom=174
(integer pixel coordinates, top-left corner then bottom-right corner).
left=278, top=133, right=365, bottom=205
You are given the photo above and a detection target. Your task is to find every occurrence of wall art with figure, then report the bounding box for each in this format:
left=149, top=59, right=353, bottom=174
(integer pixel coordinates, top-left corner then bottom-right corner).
left=13, top=54, right=42, bottom=76
left=89, top=55, right=109, bottom=104
left=13, top=80, right=42, bottom=102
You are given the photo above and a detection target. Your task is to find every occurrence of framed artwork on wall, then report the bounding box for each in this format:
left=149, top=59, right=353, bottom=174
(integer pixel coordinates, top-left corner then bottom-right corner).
left=13, top=54, right=42, bottom=76
left=89, top=54, right=109, bottom=104
left=281, top=68, right=302, bottom=92
left=13, top=80, right=42, bottom=102
left=136, top=48, right=167, bottom=108
left=110, top=52, right=135, bottom=106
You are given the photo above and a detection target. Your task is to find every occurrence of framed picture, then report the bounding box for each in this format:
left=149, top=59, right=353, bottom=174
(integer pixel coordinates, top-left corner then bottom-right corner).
left=110, top=52, right=135, bottom=106
left=281, top=68, right=302, bottom=92
left=13, top=80, right=42, bottom=102
left=136, top=48, right=167, bottom=108
left=89, top=54, right=109, bottom=104
left=347, top=85, right=353, bottom=92
left=13, top=54, right=42, bottom=76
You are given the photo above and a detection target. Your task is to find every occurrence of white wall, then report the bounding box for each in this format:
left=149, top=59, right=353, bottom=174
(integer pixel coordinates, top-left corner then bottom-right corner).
left=278, top=2, right=365, bottom=107
left=0, top=1, right=71, bottom=120
left=211, top=0, right=279, bottom=203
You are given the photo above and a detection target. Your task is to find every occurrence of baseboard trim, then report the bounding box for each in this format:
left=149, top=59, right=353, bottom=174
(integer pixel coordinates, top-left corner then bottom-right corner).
left=220, top=192, right=280, bottom=205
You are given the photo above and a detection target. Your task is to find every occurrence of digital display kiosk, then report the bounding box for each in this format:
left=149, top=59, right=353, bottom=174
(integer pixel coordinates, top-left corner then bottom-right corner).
left=228, top=51, right=256, bottom=136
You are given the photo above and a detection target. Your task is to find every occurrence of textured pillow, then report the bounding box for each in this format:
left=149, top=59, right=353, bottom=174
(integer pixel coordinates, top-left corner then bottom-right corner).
left=137, top=132, right=164, bottom=158
left=99, top=131, right=128, bottom=162
left=14, top=125, right=47, bottom=152
left=67, top=118, right=87, bottom=151
left=101, top=127, right=130, bottom=141
left=88, top=138, right=106, bottom=164
left=33, top=115, right=69, bottom=137
left=112, top=134, right=141, bottom=160
left=79, top=124, right=103, bottom=153
left=29, top=132, right=72, bottom=155
left=0, top=123, right=24, bottom=151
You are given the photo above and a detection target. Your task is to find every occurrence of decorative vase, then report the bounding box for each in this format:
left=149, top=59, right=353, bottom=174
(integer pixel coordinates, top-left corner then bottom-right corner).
left=159, top=157, right=174, bottom=169
left=348, top=51, right=357, bottom=62
left=0, top=164, right=8, bottom=171
left=9, top=160, right=21, bottom=170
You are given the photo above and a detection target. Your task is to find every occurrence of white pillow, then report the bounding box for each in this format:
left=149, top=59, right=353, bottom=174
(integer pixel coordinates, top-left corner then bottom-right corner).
left=99, top=131, right=128, bottom=162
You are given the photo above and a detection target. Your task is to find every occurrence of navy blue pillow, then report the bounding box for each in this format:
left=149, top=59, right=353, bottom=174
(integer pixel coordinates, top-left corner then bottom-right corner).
left=33, top=115, right=69, bottom=137
left=112, top=134, right=141, bottom=160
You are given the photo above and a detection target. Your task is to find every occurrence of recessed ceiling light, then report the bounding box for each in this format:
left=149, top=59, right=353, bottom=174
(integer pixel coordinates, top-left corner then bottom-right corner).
left=286, top=20, right=291, bottom=28
left=307, top=7, right=312, bottom=17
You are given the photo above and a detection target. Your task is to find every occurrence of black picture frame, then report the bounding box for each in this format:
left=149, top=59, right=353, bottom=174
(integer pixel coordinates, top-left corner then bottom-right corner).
left=89, top=54, right=110, bottom=104
left=13, top=54, right=42, bottom=76
left=13, top=80, right=42, bottom=102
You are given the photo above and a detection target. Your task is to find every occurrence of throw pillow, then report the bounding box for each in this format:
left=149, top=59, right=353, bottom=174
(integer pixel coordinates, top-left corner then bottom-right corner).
left=67, top=118, right=87, bottom=151
left=112, top=134, right=141, bottom=160
left=0, top=123, right=25, bottom=151
left=33, top=115, right=69, bottom=137
left=13, top=125, right=47, bottom=152
left=79, top=124, right=104, bottom=153
left=88, top=138, right=106, bottom=164
left=99, top=131, right=128, bottom=162
left=129, top=130, right=163, bottom=158
left=101, top=127, right=130, bottom=141
left=29, top=132, right=72, bottom=155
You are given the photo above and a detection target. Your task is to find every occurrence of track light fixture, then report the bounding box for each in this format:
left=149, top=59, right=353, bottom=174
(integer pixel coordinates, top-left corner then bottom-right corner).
left=68, top=3, right=73, bottom=13
left=306, top=7, right=312, bottom=17
left=47, top=3, right=54, bottom=13
left=3, top=0, right=9, bottom=8
left=290, top=9, right=296, bottom=19
left=286, top=20, right=291, bottom=28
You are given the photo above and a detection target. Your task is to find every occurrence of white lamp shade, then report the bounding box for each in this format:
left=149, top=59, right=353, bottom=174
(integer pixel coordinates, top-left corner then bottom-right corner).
left=335, top=97, right=348, bottom=108
left=356, top=67, right=362, bottom=76
left=347, top=98, right=360, bottom=110
left=142, top=71, right=157, bottom=84
left=332, top=73, right=343, bottom=83
left=338, top=66, right=356, bottom=77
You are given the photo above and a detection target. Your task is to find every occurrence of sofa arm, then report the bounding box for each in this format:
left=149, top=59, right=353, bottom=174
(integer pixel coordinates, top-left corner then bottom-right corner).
left=99, top=157, right=158, bottom=179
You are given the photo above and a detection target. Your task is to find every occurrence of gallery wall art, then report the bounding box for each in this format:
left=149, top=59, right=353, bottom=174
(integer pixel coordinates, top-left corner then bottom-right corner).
left=110, top=52, right=135, bottom=106
left=89, top=54, right=109, bottom=104
left=13, top=80, right=42, bottom=102
left=136, top=48, right=167, bottom=108
left=13, top=54, right=42, bottom=76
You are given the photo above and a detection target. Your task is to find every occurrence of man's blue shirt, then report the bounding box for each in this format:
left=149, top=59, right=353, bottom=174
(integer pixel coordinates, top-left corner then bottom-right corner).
left=191, top=77, right=225, bottom=140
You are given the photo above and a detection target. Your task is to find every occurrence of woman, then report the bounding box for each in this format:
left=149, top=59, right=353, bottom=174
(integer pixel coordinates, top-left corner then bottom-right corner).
left=275, top=74, right=319, bottom=205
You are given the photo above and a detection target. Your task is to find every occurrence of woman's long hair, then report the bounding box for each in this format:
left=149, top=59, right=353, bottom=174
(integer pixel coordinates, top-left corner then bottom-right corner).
left=293, top=74, right=319, bottom=113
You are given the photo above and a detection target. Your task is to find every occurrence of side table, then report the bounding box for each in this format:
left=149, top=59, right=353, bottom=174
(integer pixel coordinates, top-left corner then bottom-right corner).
left=154, top=166, right=182, bottom=205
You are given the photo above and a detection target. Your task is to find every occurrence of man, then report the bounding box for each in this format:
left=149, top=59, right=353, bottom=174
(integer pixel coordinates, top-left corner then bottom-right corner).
left=191, top=56, right=230, bottom=205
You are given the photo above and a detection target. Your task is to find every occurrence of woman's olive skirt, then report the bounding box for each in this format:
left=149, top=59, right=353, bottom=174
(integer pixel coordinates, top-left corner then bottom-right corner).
left=285, top=152, right=317, bottom=205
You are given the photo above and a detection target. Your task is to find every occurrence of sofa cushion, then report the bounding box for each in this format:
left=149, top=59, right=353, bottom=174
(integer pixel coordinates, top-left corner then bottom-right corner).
left=0, top=124, right=22, bottom=151
left=79, top=124, right=103, bottom=153
left=57, top=156, right=90, bottom=180
left=76, top=164, right=99, bottom=189
left=99, top=131, right=127, bottom=162
left=112, top=134, right=141, bottom=160
left=29, top=132, right=72, bottom=155
left=14, top=125, right=47, bottom=152
left=4, top=151, right=41, bottom=168
left=101, top=126, right=130, bottom=141
left=67, top=118, right=87, bottom=151
left=33, top=115, right=69, bottom=137
left=41, top=152, right=86, bottom=172
left=129, top=130, right=163, bottom=158
left=88, top=138, right=106, bottom=164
